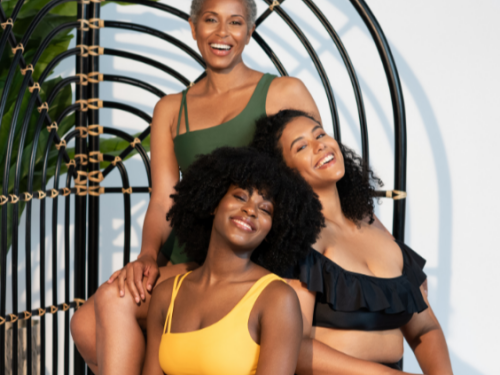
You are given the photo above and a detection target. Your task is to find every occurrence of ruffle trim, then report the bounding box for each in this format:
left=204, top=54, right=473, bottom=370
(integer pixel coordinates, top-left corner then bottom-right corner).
left=284, top=240, right=428, bottom=315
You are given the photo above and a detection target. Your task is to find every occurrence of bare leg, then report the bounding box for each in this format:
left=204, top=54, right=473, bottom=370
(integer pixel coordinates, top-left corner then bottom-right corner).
left=71, top=295, right=98, bottom=373
left=70, top=262, right=197, bottom=375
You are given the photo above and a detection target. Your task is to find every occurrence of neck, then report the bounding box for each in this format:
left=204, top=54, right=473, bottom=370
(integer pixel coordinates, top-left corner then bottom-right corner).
left=198, top=229, right=254, bottom=284
left=315, top=184, right=348, bottom=226
left=203, top=60, right=252, bottom=94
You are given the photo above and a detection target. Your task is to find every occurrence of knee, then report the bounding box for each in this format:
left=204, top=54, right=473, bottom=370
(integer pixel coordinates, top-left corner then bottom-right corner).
left=71, top=303, right=92, bottom=344
left=94, top=281, right=137, bottom=317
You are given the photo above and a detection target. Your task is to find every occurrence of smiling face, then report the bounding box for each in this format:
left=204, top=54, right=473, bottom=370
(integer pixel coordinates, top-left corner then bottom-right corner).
left=211, top=185, right=274, bottom=253
left=279, top=116, right=345, bottom=190
left=189, top=0, right=254, bottom=71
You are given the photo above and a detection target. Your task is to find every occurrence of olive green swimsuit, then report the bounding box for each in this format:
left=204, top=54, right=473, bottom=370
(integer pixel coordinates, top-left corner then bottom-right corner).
left=162, top=73, right=276, bottom=264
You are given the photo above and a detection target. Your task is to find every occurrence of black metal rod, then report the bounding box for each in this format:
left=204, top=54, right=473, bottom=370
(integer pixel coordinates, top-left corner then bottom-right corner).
left=87, top=0, right=101, bottom=298
left=302, top=0, right=368, bottom=163
left=102, top=101, right=152, bottom=124
left=105, top=21, right=205, bottom=68
left=51, top=143, right=65, bottom=375
left=101, top=127, right=151, bottom=188
left=348, top=0, right=407, bottom=240
left=0, top=1, right=23, bottom=58
left=74, top=1, right=88, bottom=372
left=261, top=0, right=341, bottom=140
left=64, top=169, right=73, bottom=375
left=102, top=155, right=131, bottom=265
left=104, top=75, right=166, bottom=98
left=252, top=31, right=288, bottom=77
left=104, top=48, right=191, bottom=86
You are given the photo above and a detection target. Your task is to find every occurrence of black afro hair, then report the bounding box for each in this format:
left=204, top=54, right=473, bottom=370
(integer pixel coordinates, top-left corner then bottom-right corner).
left=166, top=146, right=324, bottom=275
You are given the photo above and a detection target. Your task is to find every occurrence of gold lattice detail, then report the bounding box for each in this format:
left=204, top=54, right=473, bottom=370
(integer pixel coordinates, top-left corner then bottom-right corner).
left=270, top=0, right=280, bottom=11
left=29, top=82, right=41, bottom=93
left=88, top=125, right=103, bottom=136
left=1, top=18, right=13, bottom=30
left=20, top=64, right=34, bottom=76
left=11, top=43, right=24, bottom=54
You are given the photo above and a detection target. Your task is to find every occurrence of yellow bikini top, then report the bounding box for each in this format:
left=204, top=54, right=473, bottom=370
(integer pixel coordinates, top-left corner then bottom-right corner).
left=159, top=272, right=284, bottom=375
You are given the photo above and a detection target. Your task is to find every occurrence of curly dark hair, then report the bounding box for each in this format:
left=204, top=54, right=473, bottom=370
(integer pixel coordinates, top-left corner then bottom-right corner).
left=166, top=147, right=324, bottom=275
left=250, top=110, right=383, bottom=225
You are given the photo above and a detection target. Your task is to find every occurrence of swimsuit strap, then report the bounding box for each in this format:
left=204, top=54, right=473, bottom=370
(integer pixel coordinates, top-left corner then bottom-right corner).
left=164, top=271, right=192, bottom=334
left=176, top=89, right=190, bottom=136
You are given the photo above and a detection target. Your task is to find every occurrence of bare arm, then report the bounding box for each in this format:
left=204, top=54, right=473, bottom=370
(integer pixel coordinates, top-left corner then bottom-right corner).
left=401, top=286, right=453, bottom=375
left=267, top=77, right=322, bottom=122
left=142, top=280, right=173, bottom=375
left=288, top=280, right=416, bottom=375
left=256, top=281, right=303, bottom=375
left=108, top=95, right=182, bottom=302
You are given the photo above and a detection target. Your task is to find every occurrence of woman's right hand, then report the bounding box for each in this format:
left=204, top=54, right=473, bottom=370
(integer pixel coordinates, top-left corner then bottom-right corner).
left=108, top=252, right=160, bottom=304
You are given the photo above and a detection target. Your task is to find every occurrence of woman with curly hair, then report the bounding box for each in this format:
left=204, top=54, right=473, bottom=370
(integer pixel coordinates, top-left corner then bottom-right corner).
left=251, top=110, right=453, bottom=375
left=71, top=0, right=321, bottom=372
left=141, top=147, right=324, bottom=375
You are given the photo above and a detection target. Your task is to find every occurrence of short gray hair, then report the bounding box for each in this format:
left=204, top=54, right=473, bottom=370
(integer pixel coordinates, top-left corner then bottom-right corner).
left=190, top=0, right=257, bottom=28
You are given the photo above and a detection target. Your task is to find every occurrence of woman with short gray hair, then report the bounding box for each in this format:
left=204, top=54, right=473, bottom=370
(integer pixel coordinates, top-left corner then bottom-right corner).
left=70, top=1, right=323, bottom=374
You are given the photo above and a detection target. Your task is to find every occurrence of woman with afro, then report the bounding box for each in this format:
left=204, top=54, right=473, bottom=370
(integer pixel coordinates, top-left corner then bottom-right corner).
left=141, top=146, right=324, bottom=375
left=251, top=110, right=453, bottom=375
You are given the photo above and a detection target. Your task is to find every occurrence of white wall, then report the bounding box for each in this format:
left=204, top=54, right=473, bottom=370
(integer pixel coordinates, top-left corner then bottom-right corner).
left=6, top=1, right=499, bottom=374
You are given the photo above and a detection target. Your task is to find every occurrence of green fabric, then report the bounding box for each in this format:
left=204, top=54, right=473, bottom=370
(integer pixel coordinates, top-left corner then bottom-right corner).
left=160, top=73, right=276, bottom=264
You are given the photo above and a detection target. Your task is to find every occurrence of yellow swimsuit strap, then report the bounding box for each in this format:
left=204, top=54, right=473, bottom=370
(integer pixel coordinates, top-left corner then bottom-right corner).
left=164, top=271, right=192, bottom=334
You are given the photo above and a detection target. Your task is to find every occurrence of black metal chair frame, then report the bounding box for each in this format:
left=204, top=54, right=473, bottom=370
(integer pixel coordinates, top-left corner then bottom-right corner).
left=0, top=1, right=408, bottom=374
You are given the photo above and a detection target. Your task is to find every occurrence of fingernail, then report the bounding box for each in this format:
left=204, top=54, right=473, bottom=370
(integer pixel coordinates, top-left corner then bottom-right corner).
left=141, top=294, right=145, bottom=300
left=120, top=291, right=124, bottom=297
left=148, top=285, right=152, bottom=291
left=135, top=298, right=140, bottom=303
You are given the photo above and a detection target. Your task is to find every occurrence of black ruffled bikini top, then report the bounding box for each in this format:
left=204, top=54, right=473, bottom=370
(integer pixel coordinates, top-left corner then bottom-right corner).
left=285, top=240, right=428, bottom=331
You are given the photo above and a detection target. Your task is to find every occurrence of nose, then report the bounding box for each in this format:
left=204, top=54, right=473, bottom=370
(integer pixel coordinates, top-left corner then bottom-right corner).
left=216, top=22, right=229, bottom=37
left=242, top=204, right=257, bottom=218
left=313, top=139, right=326, bottom=154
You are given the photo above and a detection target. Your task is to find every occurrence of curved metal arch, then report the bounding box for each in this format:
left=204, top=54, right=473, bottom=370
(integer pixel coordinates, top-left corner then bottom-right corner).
left=104, top=75, right=166, bottom=98
left=102, top=154, right=132, bottom=265
left=104, top=21, right=205, bottom=68
left=0, top=1, right=23, bottom=58
left=104, top=48, right=190, bottom=87
left=260, top=0, right=340, bottom=139
left=19, top=0, right=73, bottom=48
left=0, top=22, right=79, bottom=196
left=348, top=0, right=407, bottom=239
left=302, top=0, right=369, bottom=163
left=100, top=126, right=151, bottom=187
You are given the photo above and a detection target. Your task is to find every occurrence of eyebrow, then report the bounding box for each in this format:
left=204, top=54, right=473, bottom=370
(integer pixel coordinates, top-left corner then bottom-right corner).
left=202, top=11, right=245, bottom=18
left=289, top=125, right=323, bottom=150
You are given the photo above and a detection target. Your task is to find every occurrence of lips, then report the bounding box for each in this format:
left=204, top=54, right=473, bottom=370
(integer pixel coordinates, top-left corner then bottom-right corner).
left=209, top=42, right=233, bottom=56
left=315, top=152, right=335, bottom=169
left=230, top=216, right=256, bottom=232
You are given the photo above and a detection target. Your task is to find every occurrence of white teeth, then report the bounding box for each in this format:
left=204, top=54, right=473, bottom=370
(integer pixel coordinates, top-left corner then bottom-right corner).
left=234, top=219, right=252, bottom=230
left=318, top=154, right=334, bottom=167
left=211, top=43, right=231, bottom=50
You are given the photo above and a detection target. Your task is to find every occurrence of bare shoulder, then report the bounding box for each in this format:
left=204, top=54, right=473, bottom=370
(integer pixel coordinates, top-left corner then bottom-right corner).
left=153, top=93, right=182, bottom=118
left=267, top=76, right=321, bottom=120
left=269, top=76, right=309, bottom=98
left=363, top=215, right=394, bottom=240
left=151, top=92, right=184, bottom=138
left=259, top=277, right=299, bottom=310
